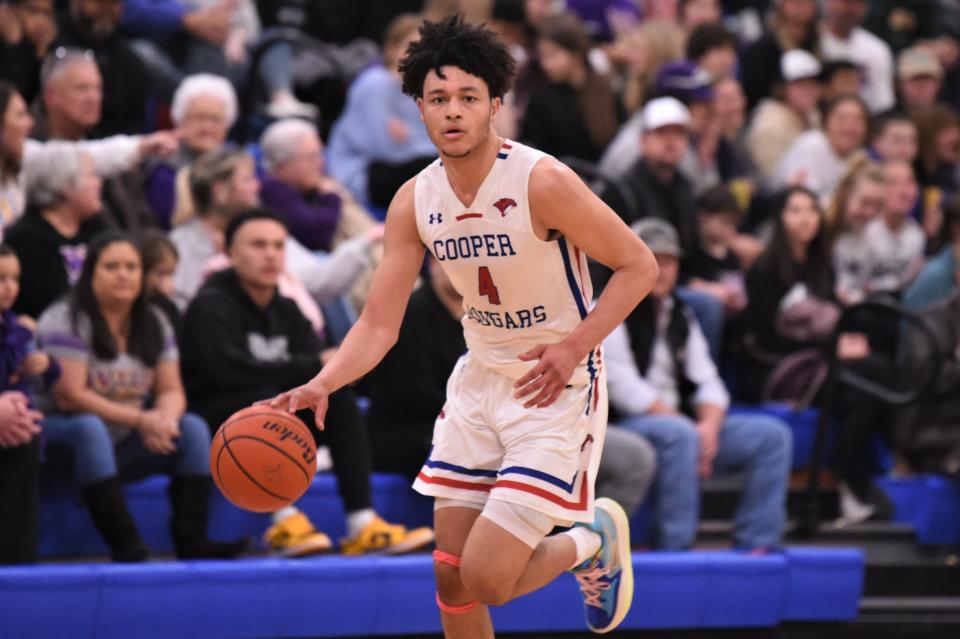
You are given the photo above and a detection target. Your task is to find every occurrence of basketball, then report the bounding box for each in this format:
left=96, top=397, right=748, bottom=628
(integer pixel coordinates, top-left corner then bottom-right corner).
left=209, top=406, right=317, bottom=512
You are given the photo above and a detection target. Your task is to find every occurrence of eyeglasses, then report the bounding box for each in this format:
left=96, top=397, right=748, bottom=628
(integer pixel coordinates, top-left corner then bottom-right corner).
left=52, top=47, right=95, bottom=62
left=40, top=48, right=97, bottom=85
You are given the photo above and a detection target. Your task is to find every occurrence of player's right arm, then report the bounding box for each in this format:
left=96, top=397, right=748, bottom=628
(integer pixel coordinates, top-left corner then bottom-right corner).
left=267, top=178, right=425, bottom=427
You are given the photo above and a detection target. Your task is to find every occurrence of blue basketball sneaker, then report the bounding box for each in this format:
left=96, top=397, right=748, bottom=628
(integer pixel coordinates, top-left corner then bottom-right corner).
left=571, top=497, right=634, bottom=634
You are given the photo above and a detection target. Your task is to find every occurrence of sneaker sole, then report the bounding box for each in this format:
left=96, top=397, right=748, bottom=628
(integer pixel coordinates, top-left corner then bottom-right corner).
left=342, top=529, right=436, bottom=556
left=269, top=539, right=334, bottom=558
left=592, top=497, right=634, bottom=634
left=384, top=529, right=436, bottom=555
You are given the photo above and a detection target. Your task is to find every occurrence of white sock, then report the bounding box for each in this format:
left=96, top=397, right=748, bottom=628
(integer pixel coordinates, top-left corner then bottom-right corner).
left=561, top=526, right=602, bottom=569
left=272, top=506, right=300, bottom=524
left=346, top=508, right=376, bottom=537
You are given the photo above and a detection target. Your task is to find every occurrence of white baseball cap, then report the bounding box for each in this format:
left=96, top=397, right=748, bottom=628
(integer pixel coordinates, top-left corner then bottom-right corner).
left=641, top=97, right=691, bottom=132
left=781, top=49, right=822, bottom=83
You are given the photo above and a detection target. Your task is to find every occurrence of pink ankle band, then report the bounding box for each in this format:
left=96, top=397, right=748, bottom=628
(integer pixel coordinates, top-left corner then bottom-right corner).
left=435, top=593, right=479, bottom=615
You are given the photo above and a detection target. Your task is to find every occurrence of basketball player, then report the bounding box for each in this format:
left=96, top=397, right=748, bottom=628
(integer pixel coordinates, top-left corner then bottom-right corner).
left=266, top=14, right=657, bottom=637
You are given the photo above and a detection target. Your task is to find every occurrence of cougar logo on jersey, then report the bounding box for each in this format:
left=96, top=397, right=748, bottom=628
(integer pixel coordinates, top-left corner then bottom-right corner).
left=493, top=197, right=517, bottom=217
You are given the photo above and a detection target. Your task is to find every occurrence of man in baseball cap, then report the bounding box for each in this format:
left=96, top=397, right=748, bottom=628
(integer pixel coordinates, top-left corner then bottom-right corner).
left=897, top=46, right=944, bottom=110
left=602, top=98, right=695, bottom=239
left=603, top=216, right=792, bottom=552
left=746, top=49, right=823, bottom=179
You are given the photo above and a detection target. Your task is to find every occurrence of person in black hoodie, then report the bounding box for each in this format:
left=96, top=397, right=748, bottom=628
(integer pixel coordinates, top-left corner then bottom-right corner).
left=364, top=256, right=467, bottom=479
left=6, top=145, right=107, bottom=320
left=181, top=208, right=434, bottom=557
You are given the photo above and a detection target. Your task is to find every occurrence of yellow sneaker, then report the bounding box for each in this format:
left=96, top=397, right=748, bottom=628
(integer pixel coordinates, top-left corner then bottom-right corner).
left=339, top=516, right=434, bottom=556
left=263, top=512, right=333, bottom=557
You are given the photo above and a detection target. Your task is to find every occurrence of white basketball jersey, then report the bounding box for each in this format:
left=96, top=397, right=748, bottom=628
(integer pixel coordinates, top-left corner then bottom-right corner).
left=414, top=140, right=598, bottom=388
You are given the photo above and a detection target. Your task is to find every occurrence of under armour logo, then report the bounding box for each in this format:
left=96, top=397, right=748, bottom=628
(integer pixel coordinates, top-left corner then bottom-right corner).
left=493, top=198, right=517, bottom=217
left=429, top=213, right=443, bottom=224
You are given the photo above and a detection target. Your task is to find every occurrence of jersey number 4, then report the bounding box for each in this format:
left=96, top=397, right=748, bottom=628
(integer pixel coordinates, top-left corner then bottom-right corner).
left=478, top=266, right=501, bottom=305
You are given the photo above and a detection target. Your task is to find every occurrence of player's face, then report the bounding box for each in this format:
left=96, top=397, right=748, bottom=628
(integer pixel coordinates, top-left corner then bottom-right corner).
left=418, top=66, right=501, bottom=160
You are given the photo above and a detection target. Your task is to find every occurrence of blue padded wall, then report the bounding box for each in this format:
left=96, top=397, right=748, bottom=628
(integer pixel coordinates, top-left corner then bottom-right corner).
left=0, top=550, right=864, bottom=639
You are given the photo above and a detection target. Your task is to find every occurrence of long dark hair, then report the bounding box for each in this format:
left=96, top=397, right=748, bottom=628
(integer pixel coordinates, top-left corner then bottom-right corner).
left=0, top=81, right=22, bottom=183
left=538, top=12, right=619, bottom=150
left=69, top=230, right=165, bottom=366
left=760, top=186, right=834, bottom=298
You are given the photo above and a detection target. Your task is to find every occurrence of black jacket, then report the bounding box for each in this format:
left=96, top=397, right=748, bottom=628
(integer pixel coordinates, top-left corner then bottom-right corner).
left=520, top=82, right=605, bottom=164
left=180, top=269, right=323, bottom=402
left=594, top=159, right=699, bottom=292
left=365, top=283, right=465, bottom=431
left=896, top=290, right=960, bottom=476
left=602, top=159, right=698, bottom=258
left=6, top=210, right=107, bottom=319
left=611, top=295, right=697, bottom=422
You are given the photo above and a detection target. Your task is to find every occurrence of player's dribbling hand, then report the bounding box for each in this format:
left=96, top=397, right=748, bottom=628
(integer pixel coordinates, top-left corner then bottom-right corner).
left=261, top=381, right=330, bottom=430
left=514, top=343, right=580, bottom=409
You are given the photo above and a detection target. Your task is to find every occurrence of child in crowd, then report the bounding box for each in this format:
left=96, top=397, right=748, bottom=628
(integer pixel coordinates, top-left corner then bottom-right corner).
left=0, top=244, right=58, bottom=394
left=863, top=161, right=926, bottom=296
left=828, top=160, right=887, bottom=305
left=869, top=113, right=919, bottom=164
left=686, top=185, right=749, bottom=315
left=139, top=230, right=181, bottom=330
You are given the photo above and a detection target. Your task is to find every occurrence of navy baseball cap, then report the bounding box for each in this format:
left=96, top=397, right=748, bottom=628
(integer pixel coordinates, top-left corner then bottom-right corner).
left=655, top=61, right=714, bottom=104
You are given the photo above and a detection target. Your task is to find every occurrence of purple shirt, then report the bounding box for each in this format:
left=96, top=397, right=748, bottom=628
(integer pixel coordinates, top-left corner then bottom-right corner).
left=260, top=175, right=343, bottom=252
left=145, top=164, right=176, bottom=230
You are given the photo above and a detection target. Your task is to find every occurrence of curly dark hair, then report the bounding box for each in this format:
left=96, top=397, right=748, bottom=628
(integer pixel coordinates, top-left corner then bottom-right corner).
left=399, top=13, right=516, bottom=100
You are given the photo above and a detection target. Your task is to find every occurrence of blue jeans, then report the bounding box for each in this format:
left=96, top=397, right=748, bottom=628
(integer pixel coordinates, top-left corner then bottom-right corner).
left=42, top=413, right=211, bottom=486
left=616, top=412, right=792, bottom=550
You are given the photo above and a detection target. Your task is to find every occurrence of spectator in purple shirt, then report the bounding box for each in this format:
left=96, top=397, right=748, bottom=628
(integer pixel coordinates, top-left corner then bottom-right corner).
left=259, top=119, right=343, bottom=253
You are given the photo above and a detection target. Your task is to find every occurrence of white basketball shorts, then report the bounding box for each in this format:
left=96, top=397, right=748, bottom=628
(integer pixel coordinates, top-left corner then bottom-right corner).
left=412, top=350, right=607, bottom=524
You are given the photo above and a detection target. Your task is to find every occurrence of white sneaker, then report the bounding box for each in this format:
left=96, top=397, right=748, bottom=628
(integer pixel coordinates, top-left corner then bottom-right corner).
left=266, top=95, right=319, bottom=121
left=836, top=482, right=875, bottom=527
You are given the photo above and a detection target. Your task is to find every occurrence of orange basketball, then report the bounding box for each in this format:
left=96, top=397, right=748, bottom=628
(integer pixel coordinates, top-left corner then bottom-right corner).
left=210, top=406, right=317, bottom=512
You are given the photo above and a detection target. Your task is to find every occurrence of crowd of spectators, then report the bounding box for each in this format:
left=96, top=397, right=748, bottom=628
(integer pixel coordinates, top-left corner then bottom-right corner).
left=2, top=0, right=960, bottom=565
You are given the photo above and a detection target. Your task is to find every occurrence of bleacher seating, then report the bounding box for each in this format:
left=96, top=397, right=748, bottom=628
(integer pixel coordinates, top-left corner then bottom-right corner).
left=879, top=475, right=960, bottom=545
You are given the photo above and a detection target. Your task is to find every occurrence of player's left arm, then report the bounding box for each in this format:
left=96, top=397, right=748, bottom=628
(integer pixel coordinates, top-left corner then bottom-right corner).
left=515, top=157, right=658, bottom=408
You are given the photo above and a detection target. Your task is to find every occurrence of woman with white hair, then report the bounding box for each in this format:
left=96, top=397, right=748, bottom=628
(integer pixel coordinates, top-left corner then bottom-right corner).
left=5, top=145, right=108, bottom=319
left=144, top=74, right=238, bottom=229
